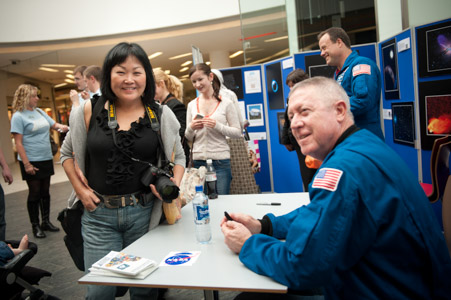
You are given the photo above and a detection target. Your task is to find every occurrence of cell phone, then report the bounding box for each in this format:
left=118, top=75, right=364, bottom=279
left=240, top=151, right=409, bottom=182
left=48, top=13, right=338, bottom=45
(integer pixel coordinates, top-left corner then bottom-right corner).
left=224, top=211, right=234, bottom=221
left=195, top=113, right=204, bottom=120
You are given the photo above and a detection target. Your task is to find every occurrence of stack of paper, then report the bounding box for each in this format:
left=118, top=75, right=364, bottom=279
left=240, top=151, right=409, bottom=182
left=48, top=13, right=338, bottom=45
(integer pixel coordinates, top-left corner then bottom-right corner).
left=89, top=251, right=158, bottom=279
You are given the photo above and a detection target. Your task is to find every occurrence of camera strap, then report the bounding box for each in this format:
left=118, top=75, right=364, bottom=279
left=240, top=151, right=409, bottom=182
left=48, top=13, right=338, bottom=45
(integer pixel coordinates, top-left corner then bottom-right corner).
left=107, top=101, right=170, bottom=171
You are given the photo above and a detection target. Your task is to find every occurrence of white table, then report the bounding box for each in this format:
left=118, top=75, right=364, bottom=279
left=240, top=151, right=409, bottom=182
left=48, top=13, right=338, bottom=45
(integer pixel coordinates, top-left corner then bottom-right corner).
left=79, top=192, right=310, bottom=298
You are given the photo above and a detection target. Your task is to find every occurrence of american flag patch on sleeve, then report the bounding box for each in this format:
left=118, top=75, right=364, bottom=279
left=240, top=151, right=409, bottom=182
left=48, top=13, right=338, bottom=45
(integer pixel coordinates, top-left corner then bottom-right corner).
left=352, top=64, right=371, bottom=76
left=311, top=168, right=343, bottom=192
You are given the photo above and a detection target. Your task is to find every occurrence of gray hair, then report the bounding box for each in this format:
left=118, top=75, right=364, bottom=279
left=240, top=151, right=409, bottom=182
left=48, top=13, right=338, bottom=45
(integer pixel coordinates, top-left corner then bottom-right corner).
left=289, top=76, right=353, bottom=120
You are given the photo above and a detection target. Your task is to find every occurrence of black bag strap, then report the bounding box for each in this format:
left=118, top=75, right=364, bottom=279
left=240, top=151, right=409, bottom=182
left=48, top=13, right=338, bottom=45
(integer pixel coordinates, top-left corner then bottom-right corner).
left=106, top=102, right=171, bottom=173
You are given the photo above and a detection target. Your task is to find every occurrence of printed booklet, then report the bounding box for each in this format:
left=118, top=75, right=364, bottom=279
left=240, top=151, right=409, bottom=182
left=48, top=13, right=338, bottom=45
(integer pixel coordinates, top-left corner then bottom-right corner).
left=91, top=251, right=157, bottom=277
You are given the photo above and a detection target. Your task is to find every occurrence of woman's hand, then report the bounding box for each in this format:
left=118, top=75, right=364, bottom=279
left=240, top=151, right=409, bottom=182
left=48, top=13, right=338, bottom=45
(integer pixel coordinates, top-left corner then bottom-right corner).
left=76, top=187, right=100, bottom=212
left=24, top=163, right=39, bottom=175
left=190, top=118, right=204, bottom=130
left=149, top=184, right=163, bottom=201
left=202, top=117, right=216, bottom=128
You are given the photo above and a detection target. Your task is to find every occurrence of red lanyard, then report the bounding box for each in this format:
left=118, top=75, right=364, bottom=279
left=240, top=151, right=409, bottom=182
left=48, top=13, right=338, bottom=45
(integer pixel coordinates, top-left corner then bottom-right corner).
left=196, top=97, right=220, bottom=117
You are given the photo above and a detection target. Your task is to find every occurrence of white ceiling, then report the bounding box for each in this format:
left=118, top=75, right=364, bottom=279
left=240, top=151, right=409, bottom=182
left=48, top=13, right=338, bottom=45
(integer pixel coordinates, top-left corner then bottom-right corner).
left=0, top=13, right=289, bottom=92
left=0, top=17, right=244, bottom=86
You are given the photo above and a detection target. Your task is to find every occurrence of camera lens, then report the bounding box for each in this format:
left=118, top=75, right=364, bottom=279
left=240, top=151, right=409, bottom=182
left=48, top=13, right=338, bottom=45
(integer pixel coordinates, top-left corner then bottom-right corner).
left=155, top=176, right=179, bottom=203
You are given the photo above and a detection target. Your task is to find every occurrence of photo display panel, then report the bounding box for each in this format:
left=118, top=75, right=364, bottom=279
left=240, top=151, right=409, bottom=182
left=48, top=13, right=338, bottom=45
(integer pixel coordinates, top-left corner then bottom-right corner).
left=381, top=38, right=400, bottom=99
left=304, top=54, right=336, bottom=78
left=417, top=20, right=451, bottom=77
left=265, top=62, right=285, bottom=110
left=392, top=102, right=415, bottom=146
left=221, top=69, right=244, bottom=99
left=419, top=79, right=451, bottom=150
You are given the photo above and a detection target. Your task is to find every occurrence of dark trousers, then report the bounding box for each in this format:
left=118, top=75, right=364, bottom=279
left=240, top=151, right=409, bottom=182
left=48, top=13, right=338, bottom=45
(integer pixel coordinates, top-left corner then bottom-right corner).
left=25, top=177, right=51, bottom=225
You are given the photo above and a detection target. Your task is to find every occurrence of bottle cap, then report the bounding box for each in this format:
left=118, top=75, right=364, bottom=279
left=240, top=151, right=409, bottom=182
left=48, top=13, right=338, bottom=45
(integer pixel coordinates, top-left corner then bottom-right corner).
left=195, top=185, right=203, bottom=192
left=206, top=159, right=213, bottom=164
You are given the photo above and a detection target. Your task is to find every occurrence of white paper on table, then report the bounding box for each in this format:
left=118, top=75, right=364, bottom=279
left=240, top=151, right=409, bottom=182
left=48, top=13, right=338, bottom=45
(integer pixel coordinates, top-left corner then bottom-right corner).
left=159, top=251, right=201, bottom=267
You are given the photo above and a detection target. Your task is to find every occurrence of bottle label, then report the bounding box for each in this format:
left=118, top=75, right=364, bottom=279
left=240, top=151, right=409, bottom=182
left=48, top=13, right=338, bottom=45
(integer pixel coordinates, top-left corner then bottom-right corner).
left=195, top=205, right=210, bottom=223
left=206, top=174, right=217, bottom=181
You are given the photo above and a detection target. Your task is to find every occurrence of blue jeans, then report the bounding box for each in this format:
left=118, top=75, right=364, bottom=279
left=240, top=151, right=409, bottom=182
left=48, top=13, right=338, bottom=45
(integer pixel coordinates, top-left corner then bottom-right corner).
left=193, top=159, right=232, bottom=195
left=82, top=200, right=157, bottom=300
left=0, top=184, right=5, bottom=241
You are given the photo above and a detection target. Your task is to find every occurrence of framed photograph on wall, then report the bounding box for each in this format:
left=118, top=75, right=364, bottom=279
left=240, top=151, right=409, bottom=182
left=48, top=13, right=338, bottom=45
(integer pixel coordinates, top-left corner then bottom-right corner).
left=277, top=112, right=286, bottom=144
left=265, top=62, right=285, bottom=110
left=417, top=20, right=451, bottom=78
left=304, top=54, right=336, bottom=78
left=391, top=102, right=415, bottom=146
left=381, top=38, right=400, bottom=100
left=221, top=69, right=244, bottom=99
left=419, top=79, right=451, bottom=150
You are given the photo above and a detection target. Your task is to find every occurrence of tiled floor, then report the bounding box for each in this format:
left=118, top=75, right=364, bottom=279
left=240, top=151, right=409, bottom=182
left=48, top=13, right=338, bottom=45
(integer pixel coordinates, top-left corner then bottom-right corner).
left=3, top=161, right=240, bottom=299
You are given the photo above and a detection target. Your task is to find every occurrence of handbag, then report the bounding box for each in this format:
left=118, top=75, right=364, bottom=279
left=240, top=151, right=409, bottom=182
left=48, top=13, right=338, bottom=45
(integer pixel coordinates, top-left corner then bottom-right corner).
left=179, top=136, right=207, bottom=206
left=36, top=109, right=59, bottom=156
left=50, top=135, right=58, bottom=156
left=57, top=201, right=85, bottom=271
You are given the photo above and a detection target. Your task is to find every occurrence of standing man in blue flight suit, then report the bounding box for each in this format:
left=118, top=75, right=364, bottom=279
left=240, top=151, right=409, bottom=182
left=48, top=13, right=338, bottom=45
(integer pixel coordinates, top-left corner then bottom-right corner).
left=221, top=77, right=451, bottom=300
left=318, top=27, right=384, bottom=140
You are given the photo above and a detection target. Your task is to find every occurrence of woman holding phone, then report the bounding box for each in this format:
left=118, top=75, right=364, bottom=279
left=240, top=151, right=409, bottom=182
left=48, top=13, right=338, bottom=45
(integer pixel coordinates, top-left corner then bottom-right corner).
left=185, top=63, right=241, bottom=195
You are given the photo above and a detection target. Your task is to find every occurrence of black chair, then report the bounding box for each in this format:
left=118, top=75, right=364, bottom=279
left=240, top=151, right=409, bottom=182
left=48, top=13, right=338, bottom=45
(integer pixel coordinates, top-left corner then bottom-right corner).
left=421, top=136, right=451, bottom=203
left=0, top=240, right=59, bottom=300
left=420, top=136, right=451, bottom=257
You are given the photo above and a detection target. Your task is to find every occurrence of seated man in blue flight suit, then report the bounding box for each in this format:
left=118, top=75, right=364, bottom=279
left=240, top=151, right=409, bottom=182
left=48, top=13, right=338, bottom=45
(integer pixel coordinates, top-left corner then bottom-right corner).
left=318, top=27, right=384, bottom=141
left=221, top=77, right=451, bottom=300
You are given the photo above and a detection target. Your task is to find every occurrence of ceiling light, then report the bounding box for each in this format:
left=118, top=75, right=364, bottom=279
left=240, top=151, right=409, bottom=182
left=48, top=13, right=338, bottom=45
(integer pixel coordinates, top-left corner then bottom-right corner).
left=54, top=83, right=68, bottom=88
left=64, top=70, right=73, bottom=74
left=169, top=52, right=192, bottom=60
left=229, top=50, right=243, bottom=58
left=181, top=60, right=192, bottom=67
left=66, top=74, right=74, bottom=79
left=179, top=67, right=189, bottom=72
left=264, top=36, right=288, bottom=42
left=39, top=67, right=59, bottom=73
left=148, top=52, right=163, bottom=59
left=180, top=74, right=189, bottom=78
left=205, top=61, right=211, bottom=65
left=64, top=78, right=75, bottom=84
left=164, top=70, right=170, bottom=75
left=41, top=64, right=75, bottom=68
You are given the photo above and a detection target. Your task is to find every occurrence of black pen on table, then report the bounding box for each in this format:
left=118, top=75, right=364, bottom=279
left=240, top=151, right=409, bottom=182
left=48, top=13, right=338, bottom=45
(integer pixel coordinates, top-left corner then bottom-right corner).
left=256, top=202, right=281, bottom=206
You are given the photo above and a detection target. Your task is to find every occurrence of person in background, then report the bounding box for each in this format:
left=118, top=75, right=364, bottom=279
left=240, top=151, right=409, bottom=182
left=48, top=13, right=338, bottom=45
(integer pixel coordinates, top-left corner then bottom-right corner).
left=11, top=84, right=69, bottom=238
left=221, top=77, right=451, bottom=299
left=83, top=65, right=102, bottom=97
left=281, top=69, right=317, bottom=192
left=60, top=42, right=185, bottom=300
left=153, top=69, right=190, bottom=166
left=318, top=27, right=384, bottom=140
left=69, top=65, right=90, bottom=108
left=0, top=147, right=13, bottom=241
left=185, top=63, right=241, bottom=195
left=211, top=69, right=248, bottom=131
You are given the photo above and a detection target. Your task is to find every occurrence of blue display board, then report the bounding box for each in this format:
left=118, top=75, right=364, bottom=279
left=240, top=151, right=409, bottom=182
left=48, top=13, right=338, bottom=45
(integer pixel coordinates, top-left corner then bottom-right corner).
left=379, top=29, right=419, bottom=178
left=220, top=65, right=272, bottom=192
left=262, top=57, right=303, bottom=193
left=414, top=18, right=451, bottom=184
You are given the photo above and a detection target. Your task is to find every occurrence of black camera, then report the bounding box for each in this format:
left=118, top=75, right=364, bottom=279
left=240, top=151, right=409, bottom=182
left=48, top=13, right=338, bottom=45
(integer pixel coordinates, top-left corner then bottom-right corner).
left=141, top=164, right=179, bottom=203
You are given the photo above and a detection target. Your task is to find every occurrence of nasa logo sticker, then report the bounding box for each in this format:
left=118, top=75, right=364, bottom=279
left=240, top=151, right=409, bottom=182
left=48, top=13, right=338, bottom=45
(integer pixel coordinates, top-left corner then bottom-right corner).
left=164, top=252, right=194, bottom=265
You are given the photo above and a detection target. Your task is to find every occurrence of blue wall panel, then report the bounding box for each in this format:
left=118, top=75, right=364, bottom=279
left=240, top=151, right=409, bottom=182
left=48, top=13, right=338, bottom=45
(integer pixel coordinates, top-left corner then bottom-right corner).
left=220, top=65, right=272, bottom=192
left=379, top=29, right=419, bottom=178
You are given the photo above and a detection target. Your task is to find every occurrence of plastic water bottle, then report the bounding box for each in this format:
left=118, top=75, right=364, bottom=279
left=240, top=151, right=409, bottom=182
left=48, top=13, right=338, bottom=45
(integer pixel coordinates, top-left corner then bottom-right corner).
left=192, top=185, right=212, bottom=243
left=205, top=159, right=218, bottom=199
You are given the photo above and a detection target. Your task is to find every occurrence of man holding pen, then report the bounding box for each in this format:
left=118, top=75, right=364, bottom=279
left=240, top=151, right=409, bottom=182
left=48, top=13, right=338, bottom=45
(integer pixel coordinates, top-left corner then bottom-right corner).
left=221, top=77, right=451, bottom=299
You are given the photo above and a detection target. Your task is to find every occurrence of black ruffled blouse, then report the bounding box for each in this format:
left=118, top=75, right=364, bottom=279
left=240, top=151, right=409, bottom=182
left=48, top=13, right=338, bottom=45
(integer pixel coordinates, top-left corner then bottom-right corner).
left=86, top=107, right=159, bottom=195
